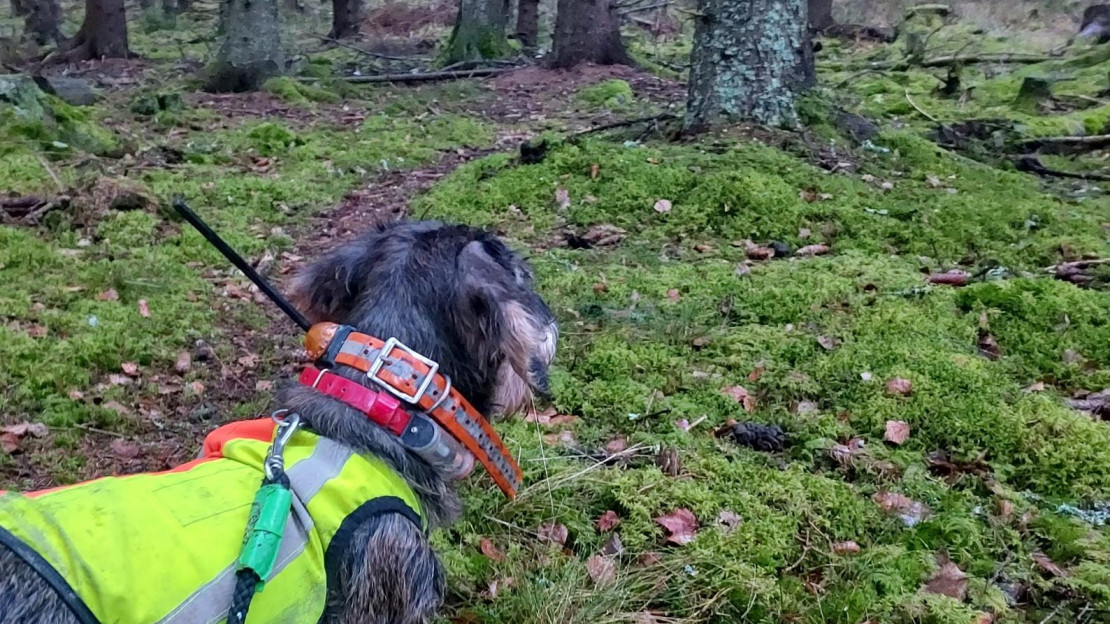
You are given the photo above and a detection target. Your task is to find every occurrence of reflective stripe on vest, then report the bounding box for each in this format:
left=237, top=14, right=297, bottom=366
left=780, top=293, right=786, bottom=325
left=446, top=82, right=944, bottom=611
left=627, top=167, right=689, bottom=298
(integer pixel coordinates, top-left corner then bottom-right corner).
left=0, top=419, right=423, bottom=624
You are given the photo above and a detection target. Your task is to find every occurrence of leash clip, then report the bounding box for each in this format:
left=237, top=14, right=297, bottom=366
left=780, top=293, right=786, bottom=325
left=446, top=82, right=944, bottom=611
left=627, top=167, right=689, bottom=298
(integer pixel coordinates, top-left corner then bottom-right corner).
left=264, top=411, right=301, bottom=481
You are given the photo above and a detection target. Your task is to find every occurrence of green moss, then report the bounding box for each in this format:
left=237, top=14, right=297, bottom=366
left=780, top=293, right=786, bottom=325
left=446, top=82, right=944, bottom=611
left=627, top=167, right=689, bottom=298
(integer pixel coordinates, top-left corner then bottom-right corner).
left=578, top=79, right=635, bottom=110
left=261, top=77, right=341, bottom=105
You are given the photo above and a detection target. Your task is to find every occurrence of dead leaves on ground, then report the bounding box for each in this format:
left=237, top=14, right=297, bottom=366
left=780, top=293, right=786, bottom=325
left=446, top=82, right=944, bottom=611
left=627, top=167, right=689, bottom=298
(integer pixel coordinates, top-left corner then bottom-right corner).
left=597, top=510, right=621, bottom=532
left=721, top=385, right=757, bottom=412
left=923, top=555, right=968, bottom=600
left=873, top=491, right=932, bottom=526
left=883, top=420, right=910, bottom=445
left=655, top=508, right=698, bottom=545
left=0, top=421, right=49, bottom=453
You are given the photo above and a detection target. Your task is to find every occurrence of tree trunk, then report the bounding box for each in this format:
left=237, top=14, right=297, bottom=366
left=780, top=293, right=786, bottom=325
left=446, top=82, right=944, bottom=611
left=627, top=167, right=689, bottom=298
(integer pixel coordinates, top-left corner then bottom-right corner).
left=48, top=0, right=128, bottom=62
left=443, top=0, right=508, bottom=64
left=24, top=0, right=63, bottom=44
left=548, top=0, right=631, bottom=69
left=515, top=0, right=538, bottom=51
left=329, top=0, right=361, bottom=38
left=685, top=0, right=813, bottom=130
left=205, top=0, right=284, bottom=92
left=807, top=0, right=832, bottom=32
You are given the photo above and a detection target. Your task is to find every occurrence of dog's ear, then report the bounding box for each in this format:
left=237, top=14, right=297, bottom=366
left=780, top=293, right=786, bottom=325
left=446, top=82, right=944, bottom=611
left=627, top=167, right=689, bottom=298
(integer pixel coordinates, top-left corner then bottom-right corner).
left=288, top=242, right=371, bottom=324
left=456, top=240, right=557, bottom=399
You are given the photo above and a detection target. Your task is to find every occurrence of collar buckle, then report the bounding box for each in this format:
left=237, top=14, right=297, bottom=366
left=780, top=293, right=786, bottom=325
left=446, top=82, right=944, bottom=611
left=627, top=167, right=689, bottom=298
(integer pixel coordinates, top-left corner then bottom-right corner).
left=368, top=337, right=439, bottom=404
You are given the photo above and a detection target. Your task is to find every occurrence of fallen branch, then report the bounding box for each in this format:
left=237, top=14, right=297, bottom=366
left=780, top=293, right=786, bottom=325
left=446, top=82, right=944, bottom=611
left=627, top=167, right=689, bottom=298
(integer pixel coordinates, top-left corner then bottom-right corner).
left=322, top=37, right=421, bottom=63
left=307, top=67, right=515, bottom=84
left=1017, top=133, right=1110, bottom=154
left=905, top=90, right=939, bottom=122
left=619, top=1, right=669, bottom=15
left=567, top=113, right=679, bottom=141
left=1045, top=258, right=1110, bottom=273
left=832, top=52, right=1053, bottom=72
left=1013, top=155, right=1110, bottom=182
left=0, top=196, right=47, bottom=212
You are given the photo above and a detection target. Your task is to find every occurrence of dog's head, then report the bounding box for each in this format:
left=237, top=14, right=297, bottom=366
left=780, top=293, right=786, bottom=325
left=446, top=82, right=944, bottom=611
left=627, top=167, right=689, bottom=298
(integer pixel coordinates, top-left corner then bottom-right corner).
left=289, top=221, right=557, bottom=416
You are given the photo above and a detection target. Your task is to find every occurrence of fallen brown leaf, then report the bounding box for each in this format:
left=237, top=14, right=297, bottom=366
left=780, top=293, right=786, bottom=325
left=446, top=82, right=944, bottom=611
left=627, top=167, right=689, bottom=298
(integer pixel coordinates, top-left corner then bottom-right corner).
left=638, top=552, right=663, bottom=567
left=174, top=351, right=192, bottom=374
left=555, top=187, right=571, bottom=209
left=884, top=420, right=911, bottom=445
left=121, top=361, right=139, bottom=376
left=832, top=541, right=861, bottom=555
left=886, top=377, right=913, bottom=396
left=597, top=510, right=621, bottom=532
left=715, top=510, right=742, bottom=534
left=665, top=288, right=680, bottom=302
left=795, top=244, right=830, bottom=257
left=0, top=432, right=20, bottom=454
left=748, top=367, right=765, bottom=382
left=542, top=430, right=578, bottom=447
left=138, top=299, right=151, bottom=317
left=926, top=270, right=970, bottom=286
left=108, top=374, right=133, bottom=386
left=479, top=538, right=505, bottom=562
left=656, top=447, right=681, bottom=476
left=1032, top=551, right=1067, bottom=577
left=600, top=533, right=623, bottom=556
left=1, top=422, right=48, bottom=438
left=923, top=556, right=968, bottom=600
left=655, top=509, right=698, bottom=545
left=653, top=199, right=672, bottom=213
left=604, top=436, right=628, bottom=455
left=873, top=491, right=931, bottom=526
left=537, top=522, right=569, bottom=546
left=817, top=335, right=839, bottom=351
left=586, top=554, right=617, bottom=586
left=721, top=385, right=757, bottom=412
left=255, top=380, right=273, bottom=392
left=590, top=163, right=600, bottom=179
left=977, top=330, right=1001, bottom=360
left=1022, top=382, right=1045, bottom=394
left=109, top=438, right=141, bottom=460
left=97, top=289, right=119, bottom=301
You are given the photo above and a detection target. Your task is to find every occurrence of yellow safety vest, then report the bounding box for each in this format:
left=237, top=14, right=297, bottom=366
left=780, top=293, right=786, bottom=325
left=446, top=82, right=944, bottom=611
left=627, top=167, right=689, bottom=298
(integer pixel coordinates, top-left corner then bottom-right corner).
left=0, top=418, right=424, bottom=624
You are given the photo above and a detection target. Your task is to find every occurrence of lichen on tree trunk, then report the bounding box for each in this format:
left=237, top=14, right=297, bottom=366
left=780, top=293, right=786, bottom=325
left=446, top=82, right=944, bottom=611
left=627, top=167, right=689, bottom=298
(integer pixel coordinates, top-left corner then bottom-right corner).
left=548, top=0, right=631, bottom=70
left=205, top=0, right=285, bottom=92
left=684, top=0, right=813, bottom=131
left=515, top=0, right=538, bottom=52
left=329, top=0, right=361, bottom=38
left=443, top=0, right=508, bottom=64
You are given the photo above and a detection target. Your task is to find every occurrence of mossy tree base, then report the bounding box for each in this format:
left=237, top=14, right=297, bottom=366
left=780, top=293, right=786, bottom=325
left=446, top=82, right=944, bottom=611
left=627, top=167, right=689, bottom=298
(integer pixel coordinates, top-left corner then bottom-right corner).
left=547, top=0, right=631, bottom=70
left=441, top=0, right=508, bottom=65
left=204, top=0, right=284, bottom=92
left=41, top=0, right=129, bottom=64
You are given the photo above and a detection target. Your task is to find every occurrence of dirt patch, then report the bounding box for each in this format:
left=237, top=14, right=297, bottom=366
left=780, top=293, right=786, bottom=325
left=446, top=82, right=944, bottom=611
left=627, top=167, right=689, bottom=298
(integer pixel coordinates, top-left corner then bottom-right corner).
left=363, top=1, right=456, bottom=37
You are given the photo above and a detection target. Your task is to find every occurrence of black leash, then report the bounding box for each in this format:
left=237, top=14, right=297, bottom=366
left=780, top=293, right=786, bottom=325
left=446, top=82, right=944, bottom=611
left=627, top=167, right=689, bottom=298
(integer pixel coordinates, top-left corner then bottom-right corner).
left=171, top=196, right=311, bottom=332
left=226, top=412, right=301, bottom=624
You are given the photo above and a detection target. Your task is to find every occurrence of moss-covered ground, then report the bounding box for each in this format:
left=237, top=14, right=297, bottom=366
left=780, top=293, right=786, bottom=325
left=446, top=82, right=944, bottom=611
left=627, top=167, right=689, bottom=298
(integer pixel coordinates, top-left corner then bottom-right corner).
left=2, top=2, right=1110, bottom=623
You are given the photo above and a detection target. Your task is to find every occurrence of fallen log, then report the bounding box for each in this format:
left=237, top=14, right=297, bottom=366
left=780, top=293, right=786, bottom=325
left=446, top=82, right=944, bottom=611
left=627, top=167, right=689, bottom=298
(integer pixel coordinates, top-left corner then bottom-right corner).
left=302, top=67, right=515, bottom=84
left=829, top=53, right=1053, bottom=72
left=1013, top=155, right=1110, bottom=182
left=1016, top=134, right=1110, bottom=155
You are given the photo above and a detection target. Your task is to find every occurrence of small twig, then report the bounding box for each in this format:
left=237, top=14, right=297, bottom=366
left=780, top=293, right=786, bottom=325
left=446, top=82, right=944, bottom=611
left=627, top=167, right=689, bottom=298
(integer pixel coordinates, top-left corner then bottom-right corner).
left=619, top=1, right=668, bottom=15
left=1038, top=603, right=1066, bottom=624
left=567, top=113, right=679, bottom=141
left=905, top=90, right=939, bottom=122
left=322, top=37, right=422, bottom=62
left=1044, top=258, right=1110, bottom=273
left=37, top=155, right=63, bottom=192
left=62, top=423, right=130, bottom=438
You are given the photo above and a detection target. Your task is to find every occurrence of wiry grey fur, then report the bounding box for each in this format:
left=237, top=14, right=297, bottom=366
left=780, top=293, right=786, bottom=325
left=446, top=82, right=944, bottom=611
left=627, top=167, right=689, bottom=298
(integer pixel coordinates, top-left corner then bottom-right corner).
left=0, top=221, right=557, bottom=624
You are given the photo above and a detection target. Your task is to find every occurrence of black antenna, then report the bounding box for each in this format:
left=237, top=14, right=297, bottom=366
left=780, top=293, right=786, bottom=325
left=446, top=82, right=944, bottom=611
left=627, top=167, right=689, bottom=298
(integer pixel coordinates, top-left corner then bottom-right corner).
left=172, top=196, right=312, bottom=332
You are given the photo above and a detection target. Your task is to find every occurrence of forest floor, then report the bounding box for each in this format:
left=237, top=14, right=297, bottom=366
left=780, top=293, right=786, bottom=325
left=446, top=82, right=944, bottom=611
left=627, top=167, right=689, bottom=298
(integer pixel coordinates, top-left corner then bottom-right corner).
left=2, top=3, right=1110, bottom=623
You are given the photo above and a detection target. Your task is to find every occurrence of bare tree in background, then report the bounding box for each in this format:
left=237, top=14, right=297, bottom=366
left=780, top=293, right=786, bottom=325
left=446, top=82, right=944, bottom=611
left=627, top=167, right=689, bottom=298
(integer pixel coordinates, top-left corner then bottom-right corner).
left=808, top=0, right=833, bottom=32
left=44, top=0, right=129, bottom=62
left=685, top=0, right=813, bottom=130
left=24, top=0, right=63, bottom=44
left=515, top=0, right=538, bottom=52
left=330, top=0, right=362, bottom=38
left=205, top=0, right=284, bottom=91
left=548, top=0, right=631, bottom=69
left=443, top=0, right=508, bottom=63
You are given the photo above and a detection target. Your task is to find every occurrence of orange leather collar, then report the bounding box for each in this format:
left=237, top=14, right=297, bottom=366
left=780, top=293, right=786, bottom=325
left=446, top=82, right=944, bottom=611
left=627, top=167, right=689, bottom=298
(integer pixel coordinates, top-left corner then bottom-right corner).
left=306, top=322, right=523, bottom=498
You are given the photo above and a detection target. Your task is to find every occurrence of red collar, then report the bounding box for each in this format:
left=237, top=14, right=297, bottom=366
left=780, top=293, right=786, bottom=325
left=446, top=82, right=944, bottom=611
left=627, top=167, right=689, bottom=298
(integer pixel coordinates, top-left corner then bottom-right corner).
left=299, top=322, right=523, bottom=498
